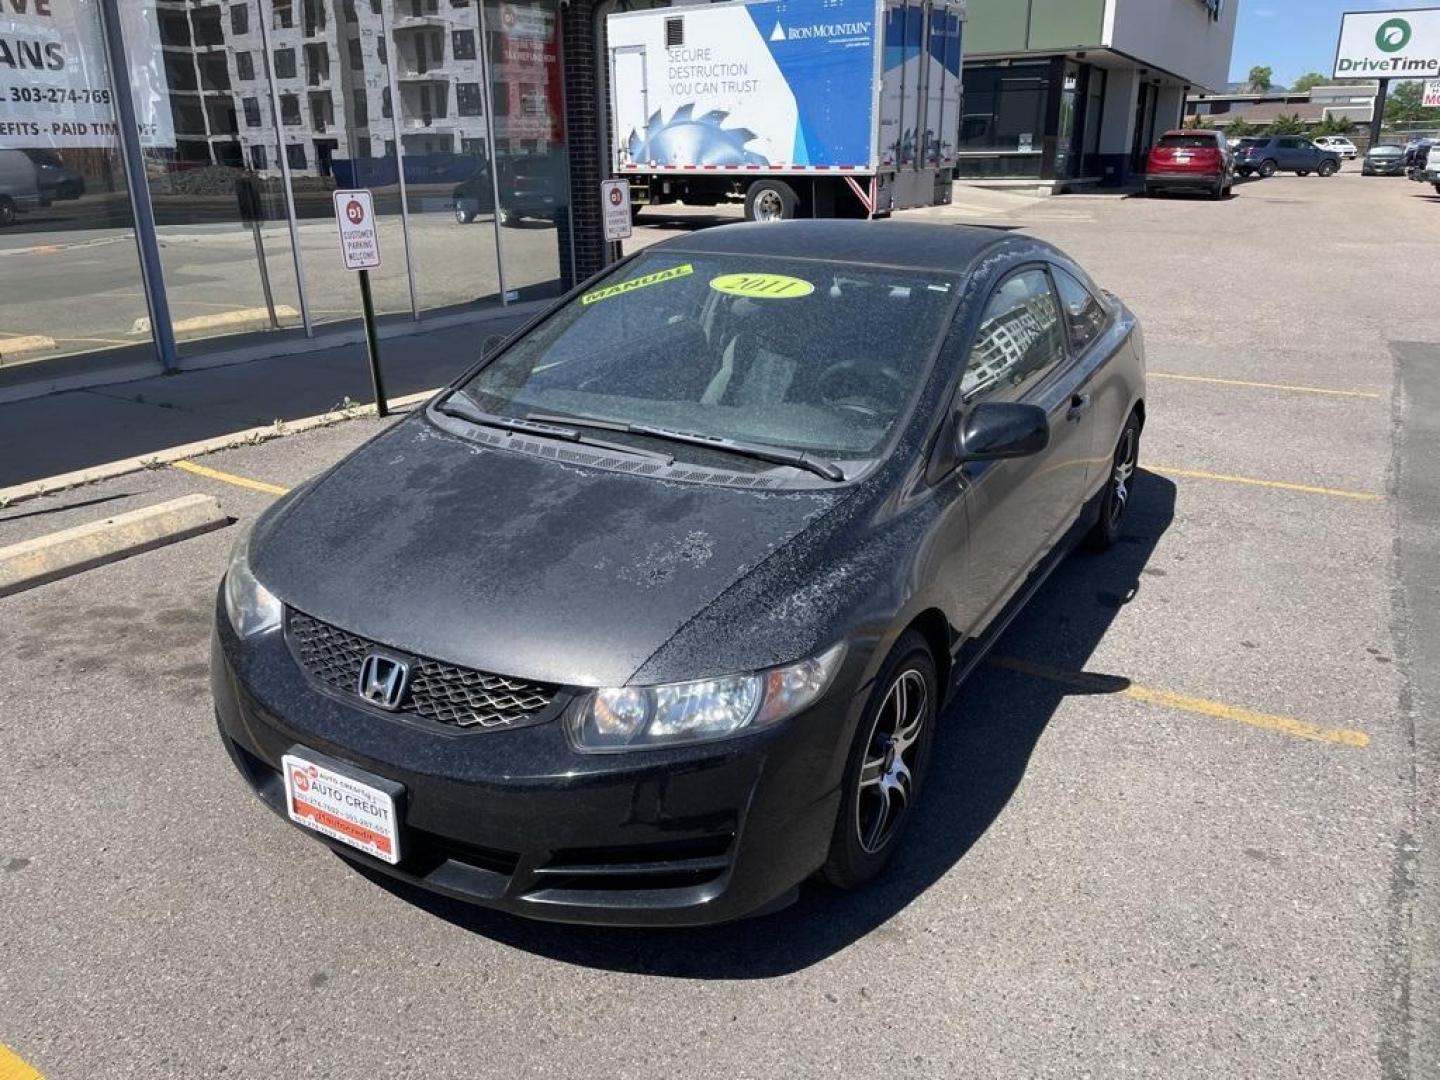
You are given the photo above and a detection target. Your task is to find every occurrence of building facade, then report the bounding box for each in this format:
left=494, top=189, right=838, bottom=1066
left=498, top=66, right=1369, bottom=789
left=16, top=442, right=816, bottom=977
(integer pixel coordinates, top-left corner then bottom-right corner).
left=957, top=0, right=1239, bottom=190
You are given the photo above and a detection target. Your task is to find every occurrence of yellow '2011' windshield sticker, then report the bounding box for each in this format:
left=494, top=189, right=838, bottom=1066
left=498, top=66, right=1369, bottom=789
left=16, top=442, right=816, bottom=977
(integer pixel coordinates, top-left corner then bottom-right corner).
left=581, top=263, right=694, bottom=305
left=709, top=273, right=815, bottom=300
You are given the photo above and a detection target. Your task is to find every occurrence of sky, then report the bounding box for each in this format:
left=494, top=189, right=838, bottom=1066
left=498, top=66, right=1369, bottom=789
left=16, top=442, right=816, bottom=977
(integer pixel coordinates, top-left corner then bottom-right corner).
left=1230, top=0, right=1440, bottom=86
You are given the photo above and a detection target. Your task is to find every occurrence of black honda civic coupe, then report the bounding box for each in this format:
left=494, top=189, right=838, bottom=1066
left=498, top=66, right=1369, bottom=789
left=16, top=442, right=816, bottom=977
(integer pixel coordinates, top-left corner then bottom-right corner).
left=212, top=220, right=1146, bottom=926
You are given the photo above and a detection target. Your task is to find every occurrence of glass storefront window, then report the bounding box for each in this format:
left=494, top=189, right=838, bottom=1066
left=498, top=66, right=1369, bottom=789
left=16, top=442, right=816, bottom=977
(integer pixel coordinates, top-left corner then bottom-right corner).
left=5, top=0, right=573, bottom=382
left=0, top=0, right=152, bottom=374
left=956, top=62, right=1050, bottom=179
left=483, top=0, right=572, bottom=301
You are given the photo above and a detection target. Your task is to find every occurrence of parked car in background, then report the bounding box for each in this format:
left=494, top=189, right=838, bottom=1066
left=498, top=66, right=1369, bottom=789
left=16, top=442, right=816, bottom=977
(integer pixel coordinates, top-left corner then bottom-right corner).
left=454, top=153, right=567, bottom=227
left=21, top=149, right=84, bottom=202
left=1418, top=145, right=1440, bottom=194
left=1234, top=136, right=1340, bottom=178
left=1362, top=144, right=1408, bottom=176
left=1145, top=130, right=1233, bottom=199
left=1405, top=141, right=1439, bottom=182
left=212, top=221, right=1147, bottom=926
left=0, top=148, right=42, bottom=226
left=1313, top=136, right=1358, bottom=160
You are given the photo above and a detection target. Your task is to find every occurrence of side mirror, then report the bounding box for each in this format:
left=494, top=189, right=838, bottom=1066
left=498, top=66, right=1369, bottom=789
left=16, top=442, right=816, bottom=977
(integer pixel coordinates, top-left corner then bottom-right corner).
left=480, top=332, right=507, bottom=359
left=957, top=401, right=1049, bottom=461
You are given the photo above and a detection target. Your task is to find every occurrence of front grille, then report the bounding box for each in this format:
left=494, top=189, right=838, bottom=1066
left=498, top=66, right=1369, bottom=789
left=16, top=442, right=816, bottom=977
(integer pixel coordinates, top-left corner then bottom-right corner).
left=286, top=609, right=560, bottom=730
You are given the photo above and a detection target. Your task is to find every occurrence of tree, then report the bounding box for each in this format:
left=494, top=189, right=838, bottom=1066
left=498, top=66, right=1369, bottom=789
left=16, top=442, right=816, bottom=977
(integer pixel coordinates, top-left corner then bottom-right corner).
left=1246, top=66, right=1276, bottom=93
left=1313, top=115, right=1356, bottom=137
left=1385, top=80, right=1440, bottom=124
left=1290, top=72, right=1329, bottom=94
left=1223, top=115, right=1258, bottom=138
left=1267, top=113, right=1306, bottom=135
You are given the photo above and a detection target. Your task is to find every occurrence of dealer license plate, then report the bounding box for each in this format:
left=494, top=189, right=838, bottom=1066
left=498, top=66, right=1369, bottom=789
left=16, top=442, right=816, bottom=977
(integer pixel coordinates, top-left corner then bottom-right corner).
left=282, top=752, right=401, bottom=864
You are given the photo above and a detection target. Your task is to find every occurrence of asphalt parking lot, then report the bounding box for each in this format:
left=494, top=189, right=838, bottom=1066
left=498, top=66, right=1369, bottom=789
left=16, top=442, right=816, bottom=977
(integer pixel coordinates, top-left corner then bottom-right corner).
left=3, top=170, right=1439, bottom=1078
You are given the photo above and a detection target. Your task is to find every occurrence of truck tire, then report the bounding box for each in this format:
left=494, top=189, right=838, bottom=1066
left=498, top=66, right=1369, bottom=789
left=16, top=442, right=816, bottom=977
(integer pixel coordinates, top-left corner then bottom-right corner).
left=0, top=197, right=15, bottom=227
left=744, top=180, right=798, bottom=222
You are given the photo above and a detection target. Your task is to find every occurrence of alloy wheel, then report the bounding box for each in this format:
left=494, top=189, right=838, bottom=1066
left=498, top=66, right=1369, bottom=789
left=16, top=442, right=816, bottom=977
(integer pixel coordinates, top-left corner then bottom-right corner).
left=855, top=669, right=929, bottom=854
left=1108, top=427, right=1138, bottom=531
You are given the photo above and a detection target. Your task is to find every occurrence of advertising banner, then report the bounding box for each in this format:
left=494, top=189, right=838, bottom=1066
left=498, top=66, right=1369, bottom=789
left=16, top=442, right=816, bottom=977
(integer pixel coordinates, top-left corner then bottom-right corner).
left=1425, top=79, right=1440, bottom=108
left=608, top=0, right=880, bottom=170
left=1333, top=9, right=1440, bottom=80
left=0, top=0, right=174, bottom=149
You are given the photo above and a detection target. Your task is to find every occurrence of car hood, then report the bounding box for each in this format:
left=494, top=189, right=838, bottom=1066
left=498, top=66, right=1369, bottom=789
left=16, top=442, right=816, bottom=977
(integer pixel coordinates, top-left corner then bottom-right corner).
left=250, top=418, right=850, bottom=688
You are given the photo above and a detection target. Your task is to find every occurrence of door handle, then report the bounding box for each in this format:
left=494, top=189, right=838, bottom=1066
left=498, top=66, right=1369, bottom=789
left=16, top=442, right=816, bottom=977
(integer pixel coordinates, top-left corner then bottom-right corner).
left=1066, top=393, right=1092, bottom=421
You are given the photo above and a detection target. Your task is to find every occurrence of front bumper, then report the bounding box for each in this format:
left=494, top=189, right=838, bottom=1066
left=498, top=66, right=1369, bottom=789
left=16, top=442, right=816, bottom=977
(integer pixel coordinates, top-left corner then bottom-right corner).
left=211, top=596, right=859, bottom=926
left=1363, top=163, right=1405, bottom=175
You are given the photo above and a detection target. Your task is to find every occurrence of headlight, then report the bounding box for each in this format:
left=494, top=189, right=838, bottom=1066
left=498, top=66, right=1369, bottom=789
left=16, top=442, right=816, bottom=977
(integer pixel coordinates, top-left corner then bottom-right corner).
left=571, top=643, right=845, bottom=752
left=224, top=527, right=282, bottom=638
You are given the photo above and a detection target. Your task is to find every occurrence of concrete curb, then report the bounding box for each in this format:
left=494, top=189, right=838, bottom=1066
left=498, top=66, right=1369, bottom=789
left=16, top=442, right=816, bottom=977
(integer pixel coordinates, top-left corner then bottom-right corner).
left=0, top=388, right=436, bottom=508
left=0, top=335, right=59, bottom=361
left=0, top=494, right=230, bottom=597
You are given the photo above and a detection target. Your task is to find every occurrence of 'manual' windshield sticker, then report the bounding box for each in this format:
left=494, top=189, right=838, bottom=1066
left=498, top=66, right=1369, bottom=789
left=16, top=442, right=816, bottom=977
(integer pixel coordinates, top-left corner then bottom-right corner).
left=709, top=273, right=815, bottom=300
left=581, top=264, right=694, bottom=305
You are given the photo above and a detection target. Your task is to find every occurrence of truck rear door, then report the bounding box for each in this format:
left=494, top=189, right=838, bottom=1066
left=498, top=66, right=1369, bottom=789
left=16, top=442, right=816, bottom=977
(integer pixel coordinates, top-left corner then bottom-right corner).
left=611, top=46, right=649, bottom=167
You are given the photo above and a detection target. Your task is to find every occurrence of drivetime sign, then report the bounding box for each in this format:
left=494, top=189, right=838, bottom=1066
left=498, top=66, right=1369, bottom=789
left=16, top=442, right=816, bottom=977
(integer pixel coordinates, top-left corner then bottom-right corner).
left=1334, top=8, right=1440, bottom=78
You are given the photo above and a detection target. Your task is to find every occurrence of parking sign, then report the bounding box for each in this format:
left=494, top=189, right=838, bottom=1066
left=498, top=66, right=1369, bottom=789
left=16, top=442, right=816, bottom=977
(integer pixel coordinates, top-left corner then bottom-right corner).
left=333, top=189, right=381, bottom=270
left=601, top=179, right=633, bottom=242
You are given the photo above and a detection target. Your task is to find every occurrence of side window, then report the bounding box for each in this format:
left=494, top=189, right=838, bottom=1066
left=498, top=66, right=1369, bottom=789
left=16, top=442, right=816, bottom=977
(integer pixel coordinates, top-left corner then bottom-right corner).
left=1277, top=137, right=1300, bottom=150
left=961, top=269, right=1065, bottom=402
left=1052, top=267, right=1109, bottom=352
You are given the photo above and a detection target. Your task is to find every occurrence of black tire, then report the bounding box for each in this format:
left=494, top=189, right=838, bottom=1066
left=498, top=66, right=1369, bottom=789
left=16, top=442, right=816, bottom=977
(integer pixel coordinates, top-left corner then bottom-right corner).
left=499, top=208, right=517, bottom=228
left=744, top=179, right=798, bottom=222
left=454, top=205, right=475, bottom=225
left=1434, top=183, right=1440, bottom=195
left=0, top=197, right=15, bottom=227
left=1237, top=168, right=1253, bottom=178
left=1297, top=170, right=1311, bottom=177
left=1210, top=179, right=1225, bottom=200
left=1258, top=159, right=1277, bottom=178
left=1318, top=161, right=1337, bottom=177
left=821, top=631, right=938, bottom=890
left=1085, top=413, right=1141, bottom=552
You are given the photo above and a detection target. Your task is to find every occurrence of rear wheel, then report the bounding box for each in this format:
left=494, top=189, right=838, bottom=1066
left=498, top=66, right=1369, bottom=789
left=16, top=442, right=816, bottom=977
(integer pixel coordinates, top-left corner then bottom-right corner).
left=744, top=179, right=798, bottom=222
left=0, top=197, right=14, bottom=227
left=1318, top=160, right=1337, bottom=177
left=454, top=205, right=475, bottom=224
left=1297, top=170, right=1311, bottom=177
left=1258, top=159, right=1277, bottom=178
left=1434, top=183, right=1440, bottom=195
left=821, top=631, right=937, bottom=890
left=1085, top=413, right=1141, bottom=552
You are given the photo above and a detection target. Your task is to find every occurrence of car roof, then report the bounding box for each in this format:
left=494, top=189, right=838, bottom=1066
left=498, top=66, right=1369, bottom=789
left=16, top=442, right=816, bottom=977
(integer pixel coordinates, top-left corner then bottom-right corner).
left=648, top=220, right=1029, bottom=274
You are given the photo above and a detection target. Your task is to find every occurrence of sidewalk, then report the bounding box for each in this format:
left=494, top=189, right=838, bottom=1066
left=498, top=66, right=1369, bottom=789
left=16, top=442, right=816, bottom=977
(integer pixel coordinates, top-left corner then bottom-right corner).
left=0, top=312, right=533, bottom=489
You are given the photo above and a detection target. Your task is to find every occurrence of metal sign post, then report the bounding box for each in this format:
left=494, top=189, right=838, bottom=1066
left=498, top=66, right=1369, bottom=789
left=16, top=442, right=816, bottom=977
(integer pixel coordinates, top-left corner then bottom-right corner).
left=333, top=189, right=389, bottom=418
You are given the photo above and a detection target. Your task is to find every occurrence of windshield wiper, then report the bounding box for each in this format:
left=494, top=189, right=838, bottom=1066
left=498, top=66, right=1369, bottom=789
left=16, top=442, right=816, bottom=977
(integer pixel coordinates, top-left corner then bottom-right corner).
left=435, top=393, right=673, bottom=463
left=526, top=412, right=845, bottom=482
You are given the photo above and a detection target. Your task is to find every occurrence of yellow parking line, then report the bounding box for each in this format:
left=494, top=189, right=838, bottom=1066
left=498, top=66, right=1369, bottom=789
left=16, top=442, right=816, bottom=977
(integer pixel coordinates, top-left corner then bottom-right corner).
left=989, top=657, right=1369, bottom=748
left=0, top=1044, right=46, bottom=1080
left=1150, top=372, right=1381, bottom=399
left=172, top=459, right=289, bottom=496
left=1148, top=465, right=1380, bottom=502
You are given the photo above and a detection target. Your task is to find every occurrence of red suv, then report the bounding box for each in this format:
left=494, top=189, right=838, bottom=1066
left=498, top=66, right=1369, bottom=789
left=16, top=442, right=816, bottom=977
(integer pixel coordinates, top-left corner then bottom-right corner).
left=1145, top=130, right=1233, bottom=200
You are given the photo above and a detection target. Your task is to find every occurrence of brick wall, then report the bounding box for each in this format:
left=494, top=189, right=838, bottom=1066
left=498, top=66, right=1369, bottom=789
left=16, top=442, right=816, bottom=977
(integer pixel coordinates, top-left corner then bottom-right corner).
left=559, top=0, right=621, bottom=288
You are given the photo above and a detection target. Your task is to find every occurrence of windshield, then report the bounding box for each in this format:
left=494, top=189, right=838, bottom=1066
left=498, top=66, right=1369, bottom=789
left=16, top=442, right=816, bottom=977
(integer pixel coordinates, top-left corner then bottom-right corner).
left=1369, top=146, right=1403, bottom=157
left=460, top=252, right=959, bottom=458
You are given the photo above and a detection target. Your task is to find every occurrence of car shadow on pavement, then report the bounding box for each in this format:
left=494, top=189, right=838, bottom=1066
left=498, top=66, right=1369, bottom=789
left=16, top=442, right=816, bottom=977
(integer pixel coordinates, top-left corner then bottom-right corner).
left=357, top=469, right=1178, bottom=976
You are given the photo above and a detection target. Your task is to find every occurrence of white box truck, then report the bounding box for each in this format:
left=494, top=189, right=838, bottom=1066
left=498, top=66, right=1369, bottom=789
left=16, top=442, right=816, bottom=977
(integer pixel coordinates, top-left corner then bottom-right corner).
left=607, top=0, right=965, bottom=222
